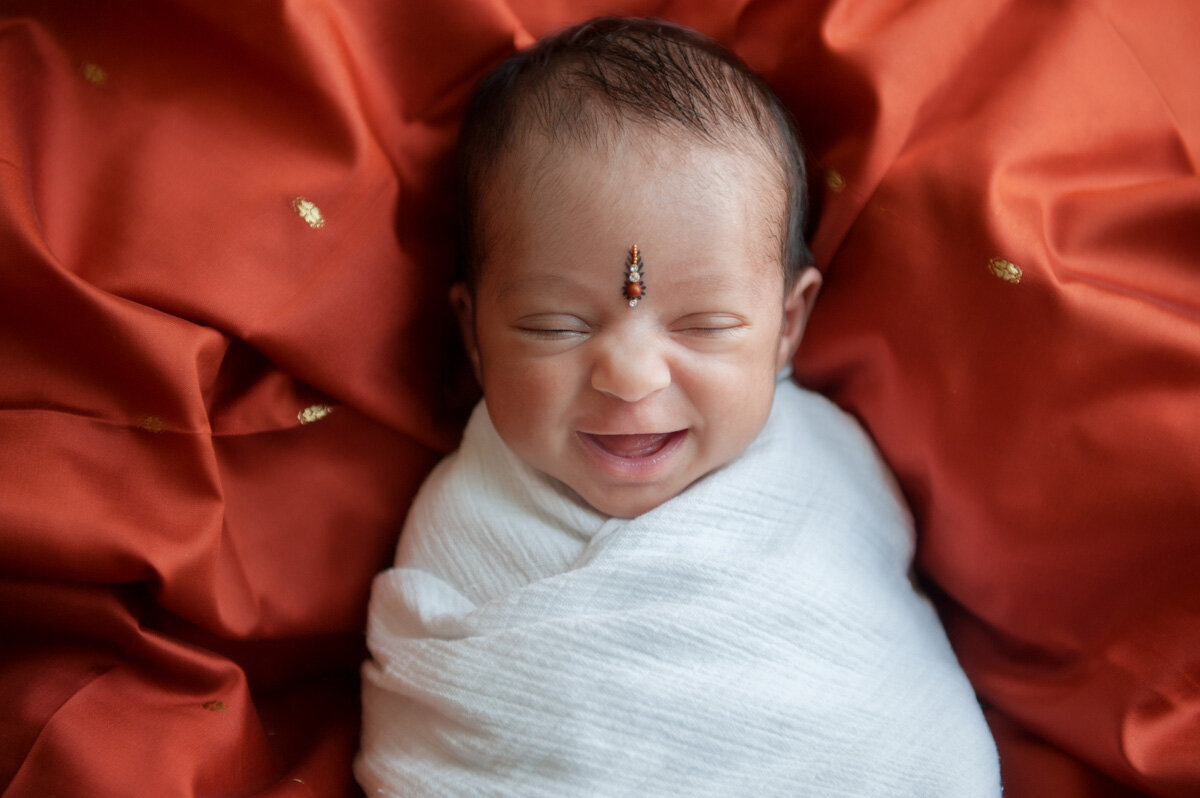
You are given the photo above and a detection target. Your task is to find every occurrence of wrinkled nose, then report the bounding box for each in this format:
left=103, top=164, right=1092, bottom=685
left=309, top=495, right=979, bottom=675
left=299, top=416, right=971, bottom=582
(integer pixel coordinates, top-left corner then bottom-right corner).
left=590, top=335, right=671, bottom=403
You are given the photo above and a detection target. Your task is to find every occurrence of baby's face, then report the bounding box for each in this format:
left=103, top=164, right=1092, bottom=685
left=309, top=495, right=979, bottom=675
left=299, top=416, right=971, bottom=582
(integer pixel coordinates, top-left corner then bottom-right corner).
left=456, top=136, right=819, bottom=518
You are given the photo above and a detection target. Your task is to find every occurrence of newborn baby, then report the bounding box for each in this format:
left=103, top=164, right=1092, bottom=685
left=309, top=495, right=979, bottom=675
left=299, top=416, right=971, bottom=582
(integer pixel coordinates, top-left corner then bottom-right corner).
left=356, top=16, right=1000, bottom=797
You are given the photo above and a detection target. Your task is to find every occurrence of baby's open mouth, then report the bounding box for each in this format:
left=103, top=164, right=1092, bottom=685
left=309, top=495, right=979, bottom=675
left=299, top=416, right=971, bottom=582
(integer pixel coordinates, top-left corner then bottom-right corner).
left=579, top=430, right=686, bottom=460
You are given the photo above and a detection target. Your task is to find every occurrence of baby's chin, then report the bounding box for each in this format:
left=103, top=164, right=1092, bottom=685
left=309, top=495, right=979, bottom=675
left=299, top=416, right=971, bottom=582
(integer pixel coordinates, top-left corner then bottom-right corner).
left=579, top=490, right=674, bottom=520
left=564, top=470, right=702, bottom=519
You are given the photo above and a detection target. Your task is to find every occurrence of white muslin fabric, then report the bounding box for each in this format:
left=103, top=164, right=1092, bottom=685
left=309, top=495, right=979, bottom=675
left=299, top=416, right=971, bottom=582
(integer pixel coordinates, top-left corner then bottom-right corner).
left=356, top=380, right=1001, bottom=797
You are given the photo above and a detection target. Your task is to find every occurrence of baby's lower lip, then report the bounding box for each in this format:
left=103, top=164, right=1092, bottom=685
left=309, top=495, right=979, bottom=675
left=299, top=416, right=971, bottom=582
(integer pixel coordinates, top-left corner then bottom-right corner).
left=577, top=430, right=687, bottom=477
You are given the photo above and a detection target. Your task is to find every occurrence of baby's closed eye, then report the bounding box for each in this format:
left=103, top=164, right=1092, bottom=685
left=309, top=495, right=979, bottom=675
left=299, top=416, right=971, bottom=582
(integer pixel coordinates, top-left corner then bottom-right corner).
left=670, top=313, right=748, bottom=336
left=515, top=314, right=590, bottom=340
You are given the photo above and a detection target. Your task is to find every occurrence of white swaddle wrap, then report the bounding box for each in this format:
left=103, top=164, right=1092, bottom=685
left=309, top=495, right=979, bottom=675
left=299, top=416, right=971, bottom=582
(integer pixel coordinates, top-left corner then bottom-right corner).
left=356, top=380, right=1001, bottom=797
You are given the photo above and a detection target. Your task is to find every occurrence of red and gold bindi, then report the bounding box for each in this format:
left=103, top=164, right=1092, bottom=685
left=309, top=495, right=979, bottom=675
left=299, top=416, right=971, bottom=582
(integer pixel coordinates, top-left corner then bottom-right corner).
left=623, top=245, right=646, bottom=307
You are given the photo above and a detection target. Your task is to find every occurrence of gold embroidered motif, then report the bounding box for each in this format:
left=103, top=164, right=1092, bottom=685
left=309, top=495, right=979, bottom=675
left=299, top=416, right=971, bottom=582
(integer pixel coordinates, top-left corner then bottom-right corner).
left=298, top=404, right=334, bottom=424
left=137, top=416, right=165, bottom=433
left=291, top=779, right=306, bottom=785
left=291, top=196, right=325, bottom=229
left=987, top=257, right=1022, bottom=284
left=202, top=700, right=227, bottom=712
left=79, top=62, right=107, bottom=85
left=825, top=170, right=846, bottom=193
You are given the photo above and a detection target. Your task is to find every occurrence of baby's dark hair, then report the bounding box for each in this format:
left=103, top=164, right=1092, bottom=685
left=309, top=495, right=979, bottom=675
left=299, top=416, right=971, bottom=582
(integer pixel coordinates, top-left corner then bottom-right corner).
left=454, top=16, right=813, bottom=293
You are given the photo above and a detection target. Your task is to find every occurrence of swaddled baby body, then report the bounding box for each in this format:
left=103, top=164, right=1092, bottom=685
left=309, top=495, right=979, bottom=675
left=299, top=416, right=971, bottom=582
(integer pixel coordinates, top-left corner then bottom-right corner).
left=357, top=16, right=1001, bottom=796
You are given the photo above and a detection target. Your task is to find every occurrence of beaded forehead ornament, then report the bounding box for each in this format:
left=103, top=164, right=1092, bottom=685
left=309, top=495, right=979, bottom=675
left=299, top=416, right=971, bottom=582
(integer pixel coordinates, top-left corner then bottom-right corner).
left=623, top=245, right=646, bottom=307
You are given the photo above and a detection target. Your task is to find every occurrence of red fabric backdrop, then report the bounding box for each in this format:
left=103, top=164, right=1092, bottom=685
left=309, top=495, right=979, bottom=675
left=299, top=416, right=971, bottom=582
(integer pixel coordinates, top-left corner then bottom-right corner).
left=1, top=1, right=1196, bottom=795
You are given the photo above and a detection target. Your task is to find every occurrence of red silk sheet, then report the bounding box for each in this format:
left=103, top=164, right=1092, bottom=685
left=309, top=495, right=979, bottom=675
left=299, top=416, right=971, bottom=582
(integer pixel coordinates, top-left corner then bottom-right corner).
left=1, top=1, right=1197, bottom=796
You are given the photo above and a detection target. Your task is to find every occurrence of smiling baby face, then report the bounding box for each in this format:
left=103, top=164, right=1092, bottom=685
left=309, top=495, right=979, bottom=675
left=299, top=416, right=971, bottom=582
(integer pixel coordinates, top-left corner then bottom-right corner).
left=453, top=134, right=820, bottom=518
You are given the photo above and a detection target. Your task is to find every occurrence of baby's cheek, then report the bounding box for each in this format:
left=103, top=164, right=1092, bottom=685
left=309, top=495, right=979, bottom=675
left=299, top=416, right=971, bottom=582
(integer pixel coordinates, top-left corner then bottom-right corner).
left=483, top=361, right=569, bottom=432
left=701, top=362, right=776, bottom=447
left=516, top=358, right=581, bottom=401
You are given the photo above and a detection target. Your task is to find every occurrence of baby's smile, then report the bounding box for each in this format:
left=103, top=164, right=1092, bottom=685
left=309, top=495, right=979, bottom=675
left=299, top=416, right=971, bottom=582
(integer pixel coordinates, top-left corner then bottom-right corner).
left=576, top=430, right=689, bottom=478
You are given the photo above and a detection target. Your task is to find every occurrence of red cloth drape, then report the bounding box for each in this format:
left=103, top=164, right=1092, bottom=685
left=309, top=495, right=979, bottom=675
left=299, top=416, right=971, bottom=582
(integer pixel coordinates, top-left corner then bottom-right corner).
left=1, top=1, right=1197, bottom=795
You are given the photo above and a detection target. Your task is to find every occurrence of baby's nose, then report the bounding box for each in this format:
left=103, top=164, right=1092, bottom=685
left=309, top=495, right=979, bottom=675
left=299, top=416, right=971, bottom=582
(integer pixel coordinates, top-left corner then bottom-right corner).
left=590, top=334, right=671, bottom=403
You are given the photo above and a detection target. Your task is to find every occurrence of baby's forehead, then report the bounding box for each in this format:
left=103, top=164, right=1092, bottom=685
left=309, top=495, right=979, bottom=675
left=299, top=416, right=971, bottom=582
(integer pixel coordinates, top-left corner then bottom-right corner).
left=482, top=126, right=785, bottom=226
left=472, top=133, right=786, bottom=298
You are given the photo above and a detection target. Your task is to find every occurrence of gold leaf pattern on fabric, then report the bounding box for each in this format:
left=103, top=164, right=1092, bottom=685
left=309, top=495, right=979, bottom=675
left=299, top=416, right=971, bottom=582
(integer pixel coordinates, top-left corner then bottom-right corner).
left=291, top=196, right=325, bottom=229
left=202, top=700, right=226, bottom=712
left=79, top=62, right=107, bottom=85
left=987, top=257, right=1023, bottom=284
left=137, top=416, right=165, bottom=433
left=298, top=404, right=335, bottom=424
left=825, top=170, right=846, bottom=193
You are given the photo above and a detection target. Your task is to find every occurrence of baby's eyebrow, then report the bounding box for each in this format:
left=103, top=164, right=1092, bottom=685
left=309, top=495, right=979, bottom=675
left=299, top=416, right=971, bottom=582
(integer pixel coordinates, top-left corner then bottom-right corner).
left=670, top=268, right=779, bottom=301
left=493, top=272, right=589, bottom=300
left=682, top=272, right=753, bottom=293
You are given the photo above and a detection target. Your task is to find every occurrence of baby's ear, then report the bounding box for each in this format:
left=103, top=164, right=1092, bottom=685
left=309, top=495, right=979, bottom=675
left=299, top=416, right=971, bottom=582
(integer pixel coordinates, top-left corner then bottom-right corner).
left=777, top=266, right=823, bottom=371
left=449, top=282, right=481, bottom=380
